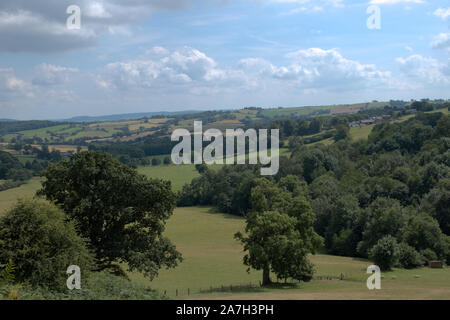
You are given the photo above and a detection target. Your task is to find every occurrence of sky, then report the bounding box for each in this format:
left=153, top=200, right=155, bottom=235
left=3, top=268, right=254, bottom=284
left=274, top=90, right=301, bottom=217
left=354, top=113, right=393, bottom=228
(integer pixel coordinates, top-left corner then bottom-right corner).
left=0, top=0, right=449, bottom=120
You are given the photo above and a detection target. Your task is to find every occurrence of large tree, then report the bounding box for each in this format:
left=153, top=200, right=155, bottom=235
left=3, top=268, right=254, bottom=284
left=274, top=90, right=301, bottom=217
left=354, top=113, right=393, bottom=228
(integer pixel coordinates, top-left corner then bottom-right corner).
left=0, top=199, right=94, bottom=291
left=235, top=179, right=322, bottom=285
left=38, top=151, right=182, bottom=279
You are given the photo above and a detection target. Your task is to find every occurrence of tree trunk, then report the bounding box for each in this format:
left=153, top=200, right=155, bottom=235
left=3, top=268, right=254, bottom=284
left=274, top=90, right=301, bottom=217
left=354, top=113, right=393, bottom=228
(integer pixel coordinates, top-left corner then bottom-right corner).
left=262, top=264, right=271, bottom=286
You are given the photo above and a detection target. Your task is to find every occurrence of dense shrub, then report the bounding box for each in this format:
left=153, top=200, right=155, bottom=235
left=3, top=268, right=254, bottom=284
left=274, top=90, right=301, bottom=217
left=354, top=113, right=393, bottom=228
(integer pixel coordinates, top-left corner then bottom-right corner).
left=397, top=242, right=424, bottom=269
left=0, top=272, right=165, bottom=300
left=419, top=249, right=438, bottom=265
left=368, top=235, right=399, bottom=271
left=0, top=199, right=94, bottom=291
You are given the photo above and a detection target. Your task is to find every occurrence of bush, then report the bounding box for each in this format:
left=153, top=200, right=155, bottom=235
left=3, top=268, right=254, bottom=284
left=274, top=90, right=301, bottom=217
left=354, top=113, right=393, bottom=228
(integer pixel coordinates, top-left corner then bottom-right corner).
left=397, top=242, right=424, bottom=269
left=0, top=272, right=166, bottom=300
left=368, top=235, right=399, bottom=271
left=151, top=158, right=161, bottom=166
left=0, top=199, right=94, bottom=291
left=419, top=248, right=438, bottom=265
left=163, top=157, right=171, bottom=165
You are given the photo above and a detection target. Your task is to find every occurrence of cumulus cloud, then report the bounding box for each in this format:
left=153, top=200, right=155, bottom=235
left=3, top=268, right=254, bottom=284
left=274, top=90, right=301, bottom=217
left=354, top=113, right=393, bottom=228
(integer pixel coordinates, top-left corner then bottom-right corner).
left=99, top=46, right=247, bottom=92
left=0, top=0, right=190, bottom=53
left=32, top=63, right=79, bottom=86
left=273, top=0, right=343, bottom=14
left=431, top=33, right=450, bottom=50
left=434, top=8, right=450, bottom=20
left=369, top=0, right=424, bottom=5
left=97, top=46, right=393, bottom=97
left=396, top=55, right=450, bottom=84
left=0, top=68, right=34, bottom=100
left=239, top=48, right=392, bottom=91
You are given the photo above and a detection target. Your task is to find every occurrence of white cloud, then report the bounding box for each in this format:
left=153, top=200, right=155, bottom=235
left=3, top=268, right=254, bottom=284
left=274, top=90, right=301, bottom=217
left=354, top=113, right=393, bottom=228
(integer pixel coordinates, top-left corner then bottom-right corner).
left=273, top=0, right=343, bottom=15
left=434, top=8, right=450, bottom=20
left=0, top=0, right=190, bottom=53
left=238, top=48, right=392, bottom=91
left=396, top=55, right=450, bottom=84
left=99, top=47, right=393, bottom=94
left=0, top=10, right=96, bottom=53
left=32, top=63, right=79, bottom=86
left=100, top=47, right=243, bottom=90
left=431, top=33, right=450, bottom=50
left=0, top=68, right=34, bottom=100
left=369, top=0, right=424, bottom=5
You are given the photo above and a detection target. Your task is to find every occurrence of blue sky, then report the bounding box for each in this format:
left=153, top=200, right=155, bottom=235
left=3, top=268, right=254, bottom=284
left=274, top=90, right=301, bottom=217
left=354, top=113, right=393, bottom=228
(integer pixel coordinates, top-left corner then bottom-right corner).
left=0, top=0, right=449, bottom=120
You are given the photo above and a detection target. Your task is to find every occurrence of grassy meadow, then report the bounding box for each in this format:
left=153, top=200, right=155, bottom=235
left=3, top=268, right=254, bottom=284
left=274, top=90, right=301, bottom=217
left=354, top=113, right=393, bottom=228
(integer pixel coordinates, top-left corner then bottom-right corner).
left=0, top=178, right=42, bottom=214
left=128, top=206, right=450, bottom=300
left=137, top=164, right=200, bottom=192
left=1, top=169, right=450, bottom=300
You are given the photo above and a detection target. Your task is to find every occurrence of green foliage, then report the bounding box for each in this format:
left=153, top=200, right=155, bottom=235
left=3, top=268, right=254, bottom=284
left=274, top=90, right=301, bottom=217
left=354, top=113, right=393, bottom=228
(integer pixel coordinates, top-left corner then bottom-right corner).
left=397, top=243, right=424, bottom=269
left=151, top=158, right=162, bottom=166
left=400, top=212, right=449, bottom=261
left=0, top=151, right=27, bottom=180
left=369, top=235, right=399, bottom=271
left=334, top=124, right=350, bottom=141
left=0, top=199, right=94, bottom=291
left=0, top=272, right=165, bottom=300
left=0, top=259, right=16, bottom=282
left=357, top=197, right=406, bottom=257
left=235, top=184, right=322, bottom=285
left=38, top=151, right=182, bottom=280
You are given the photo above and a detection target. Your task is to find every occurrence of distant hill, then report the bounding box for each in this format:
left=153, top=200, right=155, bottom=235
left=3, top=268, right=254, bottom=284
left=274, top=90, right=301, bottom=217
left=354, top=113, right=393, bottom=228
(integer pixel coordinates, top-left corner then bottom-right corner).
left=60, top=110, right=202, bottom=123
left=0, top=119, right=17, bottom=122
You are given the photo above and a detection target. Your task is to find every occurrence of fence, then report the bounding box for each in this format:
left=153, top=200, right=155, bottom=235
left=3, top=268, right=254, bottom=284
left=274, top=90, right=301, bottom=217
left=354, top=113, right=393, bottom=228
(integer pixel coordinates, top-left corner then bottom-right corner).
left=161, top=274, right=349, bottom=297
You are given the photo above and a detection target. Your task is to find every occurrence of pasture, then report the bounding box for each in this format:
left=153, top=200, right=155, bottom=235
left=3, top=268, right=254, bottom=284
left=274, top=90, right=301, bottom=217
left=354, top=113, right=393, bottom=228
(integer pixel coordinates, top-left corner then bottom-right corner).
left=0, top=178, right=42, bottom=214
left=137, top=164, right=200, bottom=192
left=349, top=125, right=375, bottom=141
left=129, top=207, right=450, bottom=300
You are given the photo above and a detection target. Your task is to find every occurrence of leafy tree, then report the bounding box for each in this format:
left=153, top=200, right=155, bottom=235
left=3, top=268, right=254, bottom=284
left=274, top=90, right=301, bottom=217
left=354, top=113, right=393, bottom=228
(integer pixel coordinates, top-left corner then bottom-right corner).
left=325, top=195, right=363, bottom=256
left=357, top=197, right=406, bottom=257
left=397, top=242, right=424, bottom=269
left=400, top=212, right=448, bottom=261
left=421, top=185, right=450, bottom=235
left=151, top=158, right=161, bottom=166
left=0, top=199, right=94, bottom=291
left=38, top=151, right=182, bottom=279
left=369, top=235, right=399, bottom=271
left=0, top=151, right=24, bottom=180
left=334, top=124, right=349, bottom=141
left=278, top=175, right=308, bottom=197
left=235, top=194, right=322, bottom=285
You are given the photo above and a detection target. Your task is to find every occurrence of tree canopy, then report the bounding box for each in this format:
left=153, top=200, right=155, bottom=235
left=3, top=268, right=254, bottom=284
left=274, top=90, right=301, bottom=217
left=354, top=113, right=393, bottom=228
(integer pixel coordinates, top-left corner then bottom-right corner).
left=38, top=151, right=182, bottom=280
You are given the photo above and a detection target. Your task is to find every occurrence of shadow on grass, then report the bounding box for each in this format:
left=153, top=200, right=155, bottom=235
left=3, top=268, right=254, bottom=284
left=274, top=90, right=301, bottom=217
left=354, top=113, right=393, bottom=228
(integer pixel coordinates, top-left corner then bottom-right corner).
left=198, top=282, right=300, bottom=295
left=204, top=206, right=245, bottom=220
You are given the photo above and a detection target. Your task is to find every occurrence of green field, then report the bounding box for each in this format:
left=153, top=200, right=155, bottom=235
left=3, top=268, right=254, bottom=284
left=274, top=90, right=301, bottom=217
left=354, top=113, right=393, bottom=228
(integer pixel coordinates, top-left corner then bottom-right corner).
left=137, top=164, right=199, bottom=192
left=129, top=207, right=450, bottom=300
left=0, top=178, right=42, bottom=214
left=1, top=178, right=450, bottom=300
left=349, top=125, right=375, bottom=141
